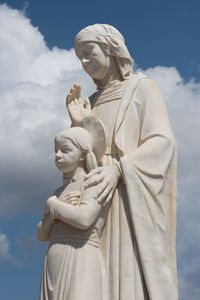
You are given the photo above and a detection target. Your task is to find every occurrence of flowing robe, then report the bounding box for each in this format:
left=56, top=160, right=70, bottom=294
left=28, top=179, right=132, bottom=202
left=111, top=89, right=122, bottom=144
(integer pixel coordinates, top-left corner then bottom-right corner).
left=90, top=73, right=178, bottom=300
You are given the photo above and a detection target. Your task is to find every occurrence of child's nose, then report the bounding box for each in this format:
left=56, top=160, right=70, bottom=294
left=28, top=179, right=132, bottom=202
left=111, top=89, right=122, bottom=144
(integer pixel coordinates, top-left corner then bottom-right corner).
left=56, top=150, right=62, bottom=158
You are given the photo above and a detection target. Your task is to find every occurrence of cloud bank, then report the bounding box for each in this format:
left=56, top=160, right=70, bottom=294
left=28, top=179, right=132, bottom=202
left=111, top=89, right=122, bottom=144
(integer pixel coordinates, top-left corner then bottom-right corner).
left=0, top=3, right=95, bottom=216
left=0, top=4, right=199, bottom=300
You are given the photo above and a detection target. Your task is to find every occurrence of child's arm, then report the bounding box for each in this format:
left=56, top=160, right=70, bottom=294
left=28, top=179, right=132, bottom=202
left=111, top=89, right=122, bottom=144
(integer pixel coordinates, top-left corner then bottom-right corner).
left=36, top=191, right=82, bottom=241
left=37, top=214, right=56, bottom=242
left=37, top=196, right=60, bottom=241
left=45, top=186, right=104, bottom=230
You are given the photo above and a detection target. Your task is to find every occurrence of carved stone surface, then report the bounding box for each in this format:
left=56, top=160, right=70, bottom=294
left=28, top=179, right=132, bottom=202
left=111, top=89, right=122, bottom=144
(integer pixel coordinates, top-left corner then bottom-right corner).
left=38, top=24, right=178, bottom=300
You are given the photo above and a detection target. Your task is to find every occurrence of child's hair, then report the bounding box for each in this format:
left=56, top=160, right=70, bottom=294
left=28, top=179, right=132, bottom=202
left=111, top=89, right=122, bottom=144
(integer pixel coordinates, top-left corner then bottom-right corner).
left=55, top=127, right=98, bottom=172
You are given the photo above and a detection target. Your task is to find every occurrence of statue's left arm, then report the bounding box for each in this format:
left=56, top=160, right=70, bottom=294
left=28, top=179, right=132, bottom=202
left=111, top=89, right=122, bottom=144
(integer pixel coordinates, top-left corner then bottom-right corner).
left=118, top=78, right=178, bottom=299
left=84, top=78, right=176, bottom=205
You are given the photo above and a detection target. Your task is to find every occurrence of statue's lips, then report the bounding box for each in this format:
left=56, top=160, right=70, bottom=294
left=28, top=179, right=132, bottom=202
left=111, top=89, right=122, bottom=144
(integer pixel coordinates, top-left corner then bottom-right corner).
left=84, top=63, right=96, bottom=74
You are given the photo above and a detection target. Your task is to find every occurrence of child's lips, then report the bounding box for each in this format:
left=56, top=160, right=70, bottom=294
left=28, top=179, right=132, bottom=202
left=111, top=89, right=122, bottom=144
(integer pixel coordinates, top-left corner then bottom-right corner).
left=56, top=159, right=62, bottom=165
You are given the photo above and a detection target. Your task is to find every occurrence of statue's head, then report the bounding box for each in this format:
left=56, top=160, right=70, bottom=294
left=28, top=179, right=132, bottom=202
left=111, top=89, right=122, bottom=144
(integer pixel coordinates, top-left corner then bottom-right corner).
left=74, top=24, right=133, bottom=82
left=55, top=127, right=97, bottom=174
left=55, top=116, right=106, bottom=175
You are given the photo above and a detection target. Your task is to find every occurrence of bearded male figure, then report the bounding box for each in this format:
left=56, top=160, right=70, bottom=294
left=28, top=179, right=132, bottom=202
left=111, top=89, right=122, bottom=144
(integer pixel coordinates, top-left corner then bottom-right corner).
left=66, top=24, right=178, bottom=300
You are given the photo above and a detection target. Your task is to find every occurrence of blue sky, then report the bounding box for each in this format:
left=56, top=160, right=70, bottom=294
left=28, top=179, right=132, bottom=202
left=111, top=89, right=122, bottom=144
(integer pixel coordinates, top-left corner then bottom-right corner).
left=0, top=1, right=200, bottom=299
left=3, top=0, right=200, bottom=80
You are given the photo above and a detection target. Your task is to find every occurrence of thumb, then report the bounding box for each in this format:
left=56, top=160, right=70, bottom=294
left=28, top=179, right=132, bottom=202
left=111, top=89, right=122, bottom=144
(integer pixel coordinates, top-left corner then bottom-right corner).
left=84, top=98, right=91, bottom=112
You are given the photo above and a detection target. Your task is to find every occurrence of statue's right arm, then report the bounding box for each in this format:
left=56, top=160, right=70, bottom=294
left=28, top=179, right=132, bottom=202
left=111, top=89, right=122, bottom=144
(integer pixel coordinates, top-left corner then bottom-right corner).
left=37, top=215, right=56, bottom=242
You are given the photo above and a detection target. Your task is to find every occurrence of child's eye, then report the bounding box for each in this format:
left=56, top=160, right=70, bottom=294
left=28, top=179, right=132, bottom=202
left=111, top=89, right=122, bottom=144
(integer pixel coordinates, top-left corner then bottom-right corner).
left=63, top=147, right=72, bottom=153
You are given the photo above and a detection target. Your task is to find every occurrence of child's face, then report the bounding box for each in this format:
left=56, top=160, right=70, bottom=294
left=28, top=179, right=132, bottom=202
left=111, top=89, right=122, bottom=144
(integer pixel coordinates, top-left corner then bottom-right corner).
left=55, top=136, right=81, bottom=174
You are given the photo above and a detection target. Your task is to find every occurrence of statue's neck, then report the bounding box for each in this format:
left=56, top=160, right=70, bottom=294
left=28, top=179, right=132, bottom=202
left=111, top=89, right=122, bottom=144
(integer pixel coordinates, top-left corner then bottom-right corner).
left=95, top=58, right=124, bottom=90
left=62, top=166, right=86, bottom=185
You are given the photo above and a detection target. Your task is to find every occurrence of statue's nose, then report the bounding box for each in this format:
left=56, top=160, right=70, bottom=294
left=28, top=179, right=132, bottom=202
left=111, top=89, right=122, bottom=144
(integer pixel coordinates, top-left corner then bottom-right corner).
left=81, top=58, right=89, bottom=65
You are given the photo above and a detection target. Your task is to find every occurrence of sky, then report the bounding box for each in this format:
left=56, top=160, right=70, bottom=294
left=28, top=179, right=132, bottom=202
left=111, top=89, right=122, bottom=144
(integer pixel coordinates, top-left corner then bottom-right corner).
left=0, top=0, right=199, bottom=299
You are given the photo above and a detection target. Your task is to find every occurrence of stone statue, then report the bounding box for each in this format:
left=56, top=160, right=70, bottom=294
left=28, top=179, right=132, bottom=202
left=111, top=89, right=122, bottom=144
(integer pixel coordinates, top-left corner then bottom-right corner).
left=65, top=24, right=178, bottom=300
left=37, top=117, right=113, bottom=299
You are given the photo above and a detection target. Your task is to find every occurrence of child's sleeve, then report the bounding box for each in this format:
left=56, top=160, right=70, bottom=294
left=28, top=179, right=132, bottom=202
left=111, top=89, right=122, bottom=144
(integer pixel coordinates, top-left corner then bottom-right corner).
left=48, top=186, right=103, bottom=230
left=37, top=215, right=56, bottom=241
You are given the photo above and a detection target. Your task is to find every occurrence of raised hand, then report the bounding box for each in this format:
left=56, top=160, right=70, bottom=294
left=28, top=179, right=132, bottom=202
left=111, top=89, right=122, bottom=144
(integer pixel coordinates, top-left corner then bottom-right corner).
left=66, top=84, right=91, bottom=126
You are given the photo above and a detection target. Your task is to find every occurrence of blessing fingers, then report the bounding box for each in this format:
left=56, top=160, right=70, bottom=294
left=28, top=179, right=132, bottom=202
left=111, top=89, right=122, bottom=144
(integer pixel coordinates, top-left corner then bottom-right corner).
left=66, top=88, right=74, bottom=105
left=66, top=84, right=80, bottom=105
left=73, top=84, right=81, bottom=99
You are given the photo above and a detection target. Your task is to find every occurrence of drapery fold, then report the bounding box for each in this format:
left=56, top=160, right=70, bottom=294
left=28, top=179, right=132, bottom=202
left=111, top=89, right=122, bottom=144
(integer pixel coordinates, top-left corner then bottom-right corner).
left=100, top=74, right=178, bottom=300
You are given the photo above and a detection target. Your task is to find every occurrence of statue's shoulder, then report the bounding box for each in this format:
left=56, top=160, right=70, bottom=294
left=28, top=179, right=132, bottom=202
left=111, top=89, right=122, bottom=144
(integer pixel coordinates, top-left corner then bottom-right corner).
left=124, top=72, right=147, bottom=94
left=129, top=73, right=161, bottom=100
left=130, top=74, right=166, bottom=115
left=133, top=73, right=160, bottom=91
left=120, top=72, right=148, bottom=104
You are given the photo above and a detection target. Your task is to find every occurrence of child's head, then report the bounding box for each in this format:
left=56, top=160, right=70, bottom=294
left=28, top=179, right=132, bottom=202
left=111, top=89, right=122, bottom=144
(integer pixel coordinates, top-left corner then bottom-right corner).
left=55, top=127, right=98, bottom=174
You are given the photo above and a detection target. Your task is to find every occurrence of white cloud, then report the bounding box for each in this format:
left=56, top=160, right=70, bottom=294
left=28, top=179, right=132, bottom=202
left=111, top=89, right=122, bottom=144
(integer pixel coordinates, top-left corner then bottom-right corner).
left=0, top=4, right=200, bottom=300
left=0, top=4, right=95, bottom=215
left=0, top=233, right=13, bottom=261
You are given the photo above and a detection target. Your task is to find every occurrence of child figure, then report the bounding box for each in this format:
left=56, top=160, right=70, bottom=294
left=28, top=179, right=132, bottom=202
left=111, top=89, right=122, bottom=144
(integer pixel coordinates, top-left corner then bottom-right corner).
left=37, top=118, right=110, bottom=300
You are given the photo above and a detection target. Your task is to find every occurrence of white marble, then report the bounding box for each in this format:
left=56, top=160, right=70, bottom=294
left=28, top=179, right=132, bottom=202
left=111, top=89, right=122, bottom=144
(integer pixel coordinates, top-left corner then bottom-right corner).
left=38, top=24, right=178, bottom=300
left=37, top=121, right=111, bottom=299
